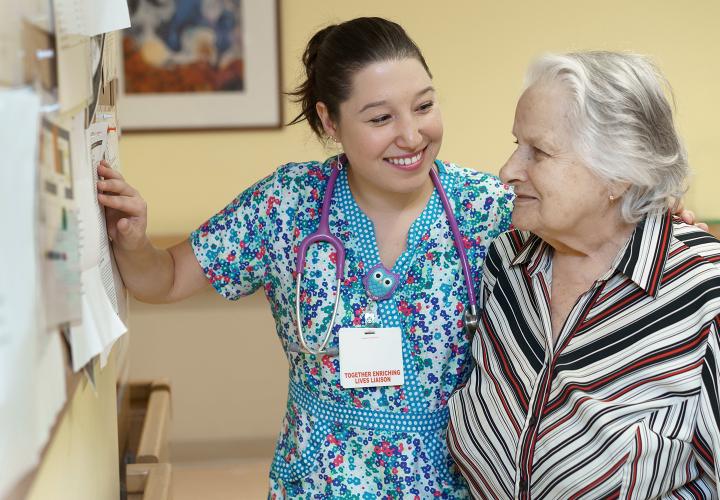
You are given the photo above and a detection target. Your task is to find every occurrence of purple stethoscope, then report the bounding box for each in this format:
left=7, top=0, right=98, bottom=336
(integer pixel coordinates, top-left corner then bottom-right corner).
left=291, top=158, right=479, bottom=356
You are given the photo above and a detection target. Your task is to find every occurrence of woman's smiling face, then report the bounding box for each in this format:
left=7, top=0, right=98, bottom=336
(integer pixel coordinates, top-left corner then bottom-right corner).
left=319, top=57, right=443, bottom=197
left=500, top=83, right=613, bottom=242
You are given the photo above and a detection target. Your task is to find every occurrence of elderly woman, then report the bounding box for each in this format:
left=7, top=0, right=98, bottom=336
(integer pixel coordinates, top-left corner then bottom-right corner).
left=447, top=51, right=720, bottom=498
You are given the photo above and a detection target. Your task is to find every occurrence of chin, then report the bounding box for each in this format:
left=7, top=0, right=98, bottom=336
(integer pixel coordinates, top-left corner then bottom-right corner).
left=408, top=164, right=434, bottom=184
left=511, top=215, right=534, bottom=233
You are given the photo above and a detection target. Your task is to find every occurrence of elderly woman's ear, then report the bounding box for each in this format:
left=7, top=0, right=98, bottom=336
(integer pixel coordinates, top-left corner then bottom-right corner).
left=607, top=181, right=630, bottom=204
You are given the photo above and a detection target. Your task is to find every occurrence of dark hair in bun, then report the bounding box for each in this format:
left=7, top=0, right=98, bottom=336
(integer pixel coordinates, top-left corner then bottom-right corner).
left=288, top=17, right=431, bottom=139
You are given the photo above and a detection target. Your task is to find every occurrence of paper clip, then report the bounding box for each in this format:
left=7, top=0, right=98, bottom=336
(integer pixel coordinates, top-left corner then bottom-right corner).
left=35, top=49, right=55, bottom=60
left=40, top=102, right=61, bottom=113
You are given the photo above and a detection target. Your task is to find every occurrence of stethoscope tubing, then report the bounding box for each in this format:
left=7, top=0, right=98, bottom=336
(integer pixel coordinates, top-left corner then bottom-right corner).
left=295, top=167, right=346, bottom=278
left=429, top=167, right=477, bottom=307
left=293, top=165, right=345, bottom=356
left=291, top=159, right=478, bottom=355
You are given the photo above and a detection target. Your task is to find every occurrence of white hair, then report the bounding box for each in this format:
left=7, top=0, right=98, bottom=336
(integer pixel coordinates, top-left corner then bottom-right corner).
left=524, top=51, right=689, bottom=223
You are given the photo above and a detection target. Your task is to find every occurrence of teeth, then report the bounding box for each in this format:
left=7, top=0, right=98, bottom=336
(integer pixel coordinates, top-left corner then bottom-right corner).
left=388, top=152, right=422, bottom=166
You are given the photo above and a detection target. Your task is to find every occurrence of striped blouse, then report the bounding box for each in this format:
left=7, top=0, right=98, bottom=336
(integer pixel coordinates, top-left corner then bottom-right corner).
left=447, top=211, right=720, bottom=499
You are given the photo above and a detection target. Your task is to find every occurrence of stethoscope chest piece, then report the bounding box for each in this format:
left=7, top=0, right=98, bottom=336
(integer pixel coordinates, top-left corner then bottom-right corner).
left=463, top=304, right=480, bottom=339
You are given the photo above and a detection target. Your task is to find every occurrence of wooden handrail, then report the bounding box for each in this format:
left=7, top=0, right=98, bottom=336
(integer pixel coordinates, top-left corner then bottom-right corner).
left=126, top=463, right=172, bottom=500
left=135, top=380, right=172, bottom=464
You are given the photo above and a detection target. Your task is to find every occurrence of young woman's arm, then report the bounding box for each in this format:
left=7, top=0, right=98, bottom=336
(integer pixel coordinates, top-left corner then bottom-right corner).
left=97, top=161, right=208, bottom=303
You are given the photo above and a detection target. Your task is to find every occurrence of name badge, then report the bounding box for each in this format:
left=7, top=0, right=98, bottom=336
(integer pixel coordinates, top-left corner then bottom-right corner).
left=338, top=327, right=404, bottom=389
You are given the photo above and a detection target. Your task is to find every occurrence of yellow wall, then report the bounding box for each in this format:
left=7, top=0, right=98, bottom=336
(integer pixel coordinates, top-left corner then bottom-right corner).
left=122, top=0, right=720, bottom=234
left=123, top=0, right=720, bottom=455
left=26, top=357, right=120, bottom=500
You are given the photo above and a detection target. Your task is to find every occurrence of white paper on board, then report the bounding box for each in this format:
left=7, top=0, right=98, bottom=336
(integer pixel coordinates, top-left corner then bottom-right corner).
left=86, top=120, right=120, bottom=311
left=0, top=87, right=40, bottom=406
left=70, top=265, right=127, bottom=372
left=38, top=114, right=83, bottom=327
left=55, top=0, right=131, bottom=37
left=0, top=86, right=68, bottom=500
left=68, top=112, right=127, bottom=372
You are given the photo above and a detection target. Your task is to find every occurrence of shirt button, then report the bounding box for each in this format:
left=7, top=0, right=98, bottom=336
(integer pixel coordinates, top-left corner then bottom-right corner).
left=528, top=415, right=537, bottom=427
left=519, top=478, right=528, bottom=490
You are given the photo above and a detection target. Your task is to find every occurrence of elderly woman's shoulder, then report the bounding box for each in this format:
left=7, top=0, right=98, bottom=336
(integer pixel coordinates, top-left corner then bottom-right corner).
left=484, top=228, right=536, bottom=264
left=672, top=218, right=720, bottom=267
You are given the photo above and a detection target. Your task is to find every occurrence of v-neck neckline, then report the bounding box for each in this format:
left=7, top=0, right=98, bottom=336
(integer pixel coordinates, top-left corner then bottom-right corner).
left=334, top=160, right=448, bottom=281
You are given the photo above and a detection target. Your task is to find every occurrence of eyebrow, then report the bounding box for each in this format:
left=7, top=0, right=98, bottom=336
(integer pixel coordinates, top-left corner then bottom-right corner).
left=532, top=136, right=558, bottom=152
left=357, top=86, right=435, bottom=114
left=513, top=131, right=558, bottom=152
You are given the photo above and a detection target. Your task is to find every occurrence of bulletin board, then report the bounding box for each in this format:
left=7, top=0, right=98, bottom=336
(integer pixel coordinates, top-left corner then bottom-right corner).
left=0, top=1, right=132, bottom=498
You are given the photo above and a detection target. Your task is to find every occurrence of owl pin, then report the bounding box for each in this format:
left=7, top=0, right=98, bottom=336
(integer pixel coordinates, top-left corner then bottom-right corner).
left=362, top=263, right=400, bottom=301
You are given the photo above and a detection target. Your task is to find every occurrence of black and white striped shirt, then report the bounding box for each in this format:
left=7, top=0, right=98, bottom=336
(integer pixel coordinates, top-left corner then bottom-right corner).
left=448, top=211, right=720, bottom=499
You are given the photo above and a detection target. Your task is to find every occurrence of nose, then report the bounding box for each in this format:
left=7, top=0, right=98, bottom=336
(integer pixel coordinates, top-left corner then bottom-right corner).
left=499, top=148, right=527, bottom=185
left=395, top=115, right=423, bottom=150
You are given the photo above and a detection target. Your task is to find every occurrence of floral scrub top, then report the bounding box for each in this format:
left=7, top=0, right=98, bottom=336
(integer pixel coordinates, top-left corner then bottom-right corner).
left=190, top=155, right=514, bottom=499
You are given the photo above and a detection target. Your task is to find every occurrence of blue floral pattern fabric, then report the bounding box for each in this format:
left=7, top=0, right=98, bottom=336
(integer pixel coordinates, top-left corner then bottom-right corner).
left=190, top=156, right=514, bottom=499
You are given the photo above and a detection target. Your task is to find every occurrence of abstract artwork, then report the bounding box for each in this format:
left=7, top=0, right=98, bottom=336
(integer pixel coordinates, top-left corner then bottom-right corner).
left=121, top=0, right=280, bottom=130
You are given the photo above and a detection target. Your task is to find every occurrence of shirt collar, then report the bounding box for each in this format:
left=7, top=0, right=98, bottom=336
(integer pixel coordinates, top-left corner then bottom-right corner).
left=510, top=232, right=551, bottom=277
left=509, top=210, right=674, bottom=297
left=613, top=210, right=674, bottom=297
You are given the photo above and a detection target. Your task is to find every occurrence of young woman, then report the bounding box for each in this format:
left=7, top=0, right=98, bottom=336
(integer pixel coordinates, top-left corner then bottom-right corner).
left=100, top=17, right=510, bottom=497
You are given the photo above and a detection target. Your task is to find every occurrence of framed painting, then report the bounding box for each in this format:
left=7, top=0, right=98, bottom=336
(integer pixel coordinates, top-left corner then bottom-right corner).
left=120, top=0, right=281, bottom=131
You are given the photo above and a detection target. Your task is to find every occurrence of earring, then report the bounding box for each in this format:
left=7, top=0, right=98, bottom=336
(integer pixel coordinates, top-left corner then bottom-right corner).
left=609, top=194, right=616, bottom=201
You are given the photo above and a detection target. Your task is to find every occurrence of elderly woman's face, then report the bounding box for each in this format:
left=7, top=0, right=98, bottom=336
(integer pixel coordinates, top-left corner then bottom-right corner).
left=500, top=83, right=612, bottom=241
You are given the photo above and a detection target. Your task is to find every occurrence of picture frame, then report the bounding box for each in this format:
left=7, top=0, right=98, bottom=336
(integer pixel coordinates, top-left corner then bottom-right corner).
left=120, top=0, right=281, bottom=131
